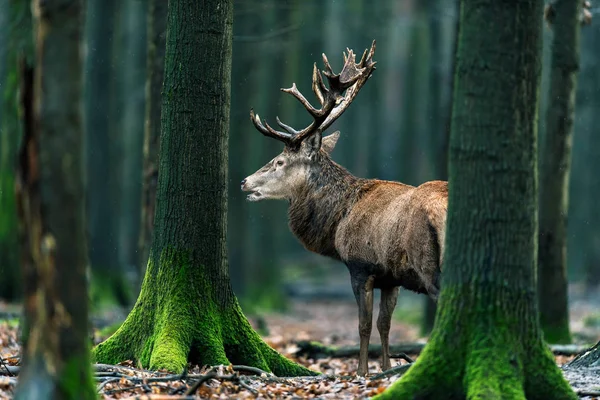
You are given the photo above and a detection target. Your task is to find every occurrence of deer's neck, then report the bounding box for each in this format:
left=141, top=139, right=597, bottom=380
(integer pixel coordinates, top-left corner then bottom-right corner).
left=288, top=158, right=363, bottom=260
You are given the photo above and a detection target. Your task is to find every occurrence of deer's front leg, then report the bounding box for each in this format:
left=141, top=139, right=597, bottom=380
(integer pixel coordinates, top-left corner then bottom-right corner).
left=377, top=286, right=399, bottom=371
left=351, top=275, right=375, bottom=376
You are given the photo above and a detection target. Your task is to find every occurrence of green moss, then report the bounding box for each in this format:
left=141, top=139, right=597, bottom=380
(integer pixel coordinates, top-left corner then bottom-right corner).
left=93, top=247, right=315, bottom=376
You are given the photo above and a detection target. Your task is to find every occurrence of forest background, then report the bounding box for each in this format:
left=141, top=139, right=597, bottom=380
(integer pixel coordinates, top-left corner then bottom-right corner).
left=0, top=0, right=599, bottom=379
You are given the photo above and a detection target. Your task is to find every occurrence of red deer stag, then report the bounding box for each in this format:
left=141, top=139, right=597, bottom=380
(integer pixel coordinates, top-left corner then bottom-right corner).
left=241, top=41, right=448, bottom=376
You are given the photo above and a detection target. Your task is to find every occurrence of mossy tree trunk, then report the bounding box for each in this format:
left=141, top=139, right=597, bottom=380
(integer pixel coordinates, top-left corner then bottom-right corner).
left=14, top=0, right=95, bottom=398
left=376, top=0, right=576, bottom=399
left=138, top=0, right=166, bottom=276
left=538, top=0, right=581, bottom=345
left=93, top=0, right=315, bottom=376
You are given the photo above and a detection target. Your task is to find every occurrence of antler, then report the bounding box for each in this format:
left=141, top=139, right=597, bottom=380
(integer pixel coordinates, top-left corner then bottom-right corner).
left=250, top=40, right=377, bottom=150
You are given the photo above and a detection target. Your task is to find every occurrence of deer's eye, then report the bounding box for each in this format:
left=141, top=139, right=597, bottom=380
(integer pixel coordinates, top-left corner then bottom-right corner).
left=276, top=160, right=284, bottom=167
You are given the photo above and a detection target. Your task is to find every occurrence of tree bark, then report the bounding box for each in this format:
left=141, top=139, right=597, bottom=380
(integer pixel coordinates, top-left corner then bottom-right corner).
left=538, top=0, right=581, bottom=345
left=138, top=0, right=167, bottom=275
left=13, top=0, right=95, bottom=398
left=376, top=0, right=576, bottom=398
left=93, top=0, right=315, bottom=376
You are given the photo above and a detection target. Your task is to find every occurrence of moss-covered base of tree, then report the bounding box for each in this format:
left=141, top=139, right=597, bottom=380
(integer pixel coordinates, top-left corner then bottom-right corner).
left=92, top=248, right=316, bottom=376
left=374, top=286, right=577, bottom=400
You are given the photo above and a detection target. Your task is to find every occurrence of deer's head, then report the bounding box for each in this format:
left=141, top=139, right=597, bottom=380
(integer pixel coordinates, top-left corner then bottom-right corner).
left=241, top=41, right=377, bottom=202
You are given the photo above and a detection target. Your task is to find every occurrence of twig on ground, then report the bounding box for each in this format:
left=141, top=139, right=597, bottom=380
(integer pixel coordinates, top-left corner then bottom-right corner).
left=97, top=377, right=121, bottom=392
left=232, top=364, right=274, bottom=377
left=238, top=378, right=258, bottom=395
left=390, top=352, right=414, bottom=363
left=0, top=356, right=13, bottom=377
left=576, top=390, right=600, bottom=397
left=185, top=372, right=228, bottom=396
left=371, top=363, right=413, bottom=380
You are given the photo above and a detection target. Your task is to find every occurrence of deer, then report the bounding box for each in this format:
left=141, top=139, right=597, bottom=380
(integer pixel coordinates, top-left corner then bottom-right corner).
left=241, top=41, right=448, bottom=376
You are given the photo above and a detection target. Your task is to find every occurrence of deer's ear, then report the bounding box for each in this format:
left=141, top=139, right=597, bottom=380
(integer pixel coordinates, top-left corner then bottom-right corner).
left=302, top=133, right=322, bottom=155
left=321, top=131, right=340, bottom=154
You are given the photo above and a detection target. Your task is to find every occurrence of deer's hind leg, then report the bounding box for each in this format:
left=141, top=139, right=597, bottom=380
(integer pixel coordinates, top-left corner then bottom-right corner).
left=377, top=286, right=399, bottom=371
left=350, top=274, right=375, bottom=376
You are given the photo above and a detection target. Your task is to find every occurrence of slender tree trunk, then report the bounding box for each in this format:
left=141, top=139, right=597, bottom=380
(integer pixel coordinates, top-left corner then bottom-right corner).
left=580, top=17, right=600, bottom=291
left=376, top=0, right=576, bottom=398
left=138, top=0, right=167, bottom=275
left=118, top=0, right=147, bottom=284
left=93, top=0, right=315, bottom=376
left=84, top=0, right=132, bottom=306
left=14, top=0, right=95, bottom=398
left=0, top=0, right=32, bottom=301
left=538, top=0, right=581, bottom=345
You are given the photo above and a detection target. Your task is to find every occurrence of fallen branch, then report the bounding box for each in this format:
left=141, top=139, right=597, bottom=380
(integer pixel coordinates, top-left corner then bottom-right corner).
left=294, top=341, right=591, bottom=359
left=294, top=341, right=426, bottom=359
left=370, top=363, right=413, bottom=380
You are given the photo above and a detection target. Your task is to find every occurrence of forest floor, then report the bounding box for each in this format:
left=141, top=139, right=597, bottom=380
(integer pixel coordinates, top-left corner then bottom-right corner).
left=0, top=285, right=599, bottom=399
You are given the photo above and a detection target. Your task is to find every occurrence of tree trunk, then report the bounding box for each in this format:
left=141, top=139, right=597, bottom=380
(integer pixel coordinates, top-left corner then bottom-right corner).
left=580, top=18, right=600, bottom=291
left=138, top=0, right=167, bottom=275
left=84, top=0, right=131, bottom=307
left=93, top=0, right=315, bottom=376
left=375, top=0, right=576, bottom=398
left=118, top=0, right=147, bottom=287
left=0, top=0, right=32, bottom=301
left=13, top=0, right=95, bottom=398
left=538, top=0, right=581, bottom=345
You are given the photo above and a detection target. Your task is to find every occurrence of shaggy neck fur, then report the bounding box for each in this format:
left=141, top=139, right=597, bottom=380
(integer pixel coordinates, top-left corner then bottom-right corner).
left=288, top=152, right=369, bottom=259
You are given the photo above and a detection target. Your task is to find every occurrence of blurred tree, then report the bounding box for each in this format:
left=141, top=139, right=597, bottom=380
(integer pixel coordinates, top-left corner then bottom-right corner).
left=14, top=0, right=95, bottom=398
left=0, top=0, right=32, bottom=301
left=118, top=0, right=147, bottom=287
left=538, top=0, right=582, bottom=345
left=84, top=0, right=131, bottom=306
left=421, top=0, right=459, bottom=336
left=375, top=0, right=577, bottom=398
left=93, top=0, right=315, bottom=375
left=580, top=18, right=600, bottom=291
left=243, top=0, right=286, bottom=310
left=138, top=0, right=167, bottom=275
